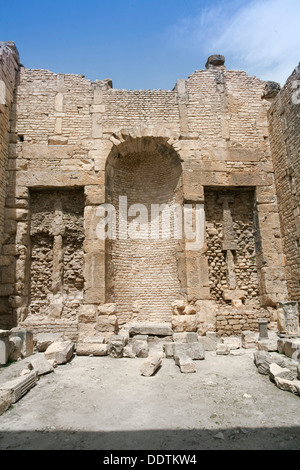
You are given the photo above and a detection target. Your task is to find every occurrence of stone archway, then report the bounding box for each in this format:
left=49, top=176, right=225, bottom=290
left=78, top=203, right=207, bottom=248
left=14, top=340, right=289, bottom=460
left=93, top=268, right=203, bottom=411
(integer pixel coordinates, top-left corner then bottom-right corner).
left=105, top=134, right=184, bottom=325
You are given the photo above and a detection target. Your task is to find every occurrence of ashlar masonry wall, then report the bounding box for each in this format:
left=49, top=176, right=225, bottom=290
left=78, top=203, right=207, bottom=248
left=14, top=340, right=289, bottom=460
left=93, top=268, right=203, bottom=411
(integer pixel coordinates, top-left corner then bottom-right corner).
left=0, top=44, right=291, bottom=337
left=268, top=64, right=300, bottom=303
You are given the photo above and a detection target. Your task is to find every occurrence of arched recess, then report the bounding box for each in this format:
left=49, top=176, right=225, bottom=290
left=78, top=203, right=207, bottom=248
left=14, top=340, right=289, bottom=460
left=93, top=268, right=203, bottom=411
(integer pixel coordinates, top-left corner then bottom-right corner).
left=105, top=133, right=185, bottom=325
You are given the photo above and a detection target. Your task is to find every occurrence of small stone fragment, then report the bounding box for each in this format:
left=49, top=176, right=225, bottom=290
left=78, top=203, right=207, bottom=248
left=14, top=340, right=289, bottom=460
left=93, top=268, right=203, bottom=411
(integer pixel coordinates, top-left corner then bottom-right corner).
left=140, top=353, right=162, bottom=377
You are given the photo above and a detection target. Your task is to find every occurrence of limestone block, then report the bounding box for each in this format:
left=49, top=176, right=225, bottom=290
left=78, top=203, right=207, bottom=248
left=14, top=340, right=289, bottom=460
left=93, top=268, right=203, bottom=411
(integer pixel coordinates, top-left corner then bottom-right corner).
left=171, top=315, right=197, bottom=332
left=278, top=338, right=300, bottom=359
left=83, top=336, right=105, bottom=344
left=98, top=303, right=116, bottom=315
left=97, top=315, right=118, bottom=333
left=140, top=353, right=162, bottom=377
left=173, top=342, right=205, bottom=361
left=257, top=338, right=278, bottom=352
left=129, top=323, right=173, bottom=337
left=77, top=304, right=98, bottom=324
left=107, top=338, right=123, bottom=358
left=222, top=290, right=247, bottom=302
left=275, top=377, right=300, bottom=396
left=35, top=333, right=64, bottom=352
left=44, top=341, right=74, bottom=364
left=172, top=332, right=198, bottom=343
left=163, top=342, right=175, bottom=358
left=29, top=355, right=54, bottom=376
left=76, top=343, right=108, bottom=357
left=241, top=331, right=258, bottom=349
left=195, top=300, right=217, bottom=336
left=269, top=363, right=296, bottom=382
left=177, top=355, right=196, bottom=374
left=0, top=330, right=10, bottom=365
left=198, top=334, right=219, bottom=351
left=10, top=328, right=34, bottom=358
left=8, top=336, right=23, bottom=361
left=133, top=340, right=149, bottom=358
left=171, top=300, right=187, bottom=315
left=221, top=336, right=241, bottom=350
left=0, top=390, right=12, bottom=416
left=216, top=344, right=230, bottom=356
left=123, top=346, right=135, bottom=358
left=0, top=371, right=38, bottom=403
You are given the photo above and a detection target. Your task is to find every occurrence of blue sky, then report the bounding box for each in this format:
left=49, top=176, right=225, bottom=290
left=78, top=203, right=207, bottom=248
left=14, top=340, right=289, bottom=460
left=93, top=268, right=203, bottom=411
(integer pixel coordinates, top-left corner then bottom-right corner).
left=1, top=0, right=299, bottom=90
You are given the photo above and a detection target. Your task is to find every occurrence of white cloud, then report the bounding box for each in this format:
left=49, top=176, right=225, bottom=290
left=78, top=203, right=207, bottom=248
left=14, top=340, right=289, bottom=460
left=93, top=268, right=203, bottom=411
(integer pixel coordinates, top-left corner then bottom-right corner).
left=169, top=0, right=300, bottom=85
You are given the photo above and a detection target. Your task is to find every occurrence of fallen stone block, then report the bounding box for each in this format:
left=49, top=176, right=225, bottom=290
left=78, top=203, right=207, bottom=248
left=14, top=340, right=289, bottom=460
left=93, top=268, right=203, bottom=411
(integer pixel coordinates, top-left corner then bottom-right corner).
left=133, top=340, right=149, bottom=358
left=8, top=336, right=23, bottom=362
left=123, top=346, right=135, bottom=358
left=242, top=331, right=258, bottom=349
left=177, top=355, right=196, bottom=374
left=277, top=338, right=300, bottom=360
left=76, top=343, right=108, bottom=357
left=275, top=377, right=300, bottom=396
left=230, top=349, right=244, bottom=356
left=133, top=335, right=149, bottom=342
left=216, top=344, right=230, bottom=356
left=0, top=330, right=10, bottom=365
left=221, top=336, right=241, bottom=350
left=0, top=390, right=12, bottom=415
left=129, top=323, right=172, bottom=337
left=269, top=363, right=297, bottom=382
left=173, top=332, right=198, bottom=343
left=257, top=338, right=278, bottom=352
left=10, top=328, right=34, bottom=358
left=140, top=353, right=162, bottom=377
left=163, top=342, right=175, bottom=358
left=198, top=332, right=219, bottom=351
left=44, top=340, right=74, bottom=364
left=0, top=371, right=38, bottom=403
left=173, top=342, right=205, bottom=361
left=35, top=333, right=64, bottom=352
left=107, top=338, right=123, bottom=358
left=83, top=336, right=105, bottom=344
left=255, top=352, right=287, bottom=375
left=29, top=355, right=54, bottom=376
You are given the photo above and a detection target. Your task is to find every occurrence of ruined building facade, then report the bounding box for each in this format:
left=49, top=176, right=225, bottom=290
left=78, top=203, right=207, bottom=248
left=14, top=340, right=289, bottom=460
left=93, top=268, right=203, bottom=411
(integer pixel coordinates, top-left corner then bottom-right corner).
left=0, top=42, right=299, bottom=340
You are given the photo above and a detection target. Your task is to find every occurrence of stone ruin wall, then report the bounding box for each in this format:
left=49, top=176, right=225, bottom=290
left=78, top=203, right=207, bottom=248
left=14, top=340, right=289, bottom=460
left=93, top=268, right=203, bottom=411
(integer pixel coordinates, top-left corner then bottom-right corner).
left=268, top=64, right=300, bottom=304
left=0, top=43, right=294, bottom=339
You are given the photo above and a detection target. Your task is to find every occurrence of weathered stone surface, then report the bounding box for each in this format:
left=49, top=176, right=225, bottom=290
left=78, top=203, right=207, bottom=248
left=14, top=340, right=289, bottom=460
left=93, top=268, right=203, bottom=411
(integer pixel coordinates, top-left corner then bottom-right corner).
left=0, top=332, right=10, bottom=365
left=133, top=340, right=149, bottom=358
left=198, top=334, right=219, bottom=351
left=140, top=353, right=162, bottom=377
left=8, top=336, right=23, bottom=361
left=172, top=332, right=198, bottom=343
left=257, top=338, right=278, bottom=352
left=35, top=333, right=64, bottom=352
left=10, top=328, right=34, bottom=358
left=129, top=323, right=172, bottom=337
left=107, top=338, right=123, bottom=358
left=205, top=54, right=225, bottom=68
left=173, top=342, right=205, bottom=361
left=123, top=345, right=135, bottom=358
left=0, top=390, right=12, bottom=416
left=216, top=344, right=230, bottom=356
left=171, top=300, right=187, bottom=315
left=241, top=331, right=258, bottom=349
left=277, top=302, right=300, bottom=335
left=44, top=340, right=74, bottom=364
left=275, top=377, right=300, bottom=396
left=163, top=342, right=175, bottom=358
left=97, top=315, right=118, bottom=333
left=76, top=343, right=108, bottom=356
left=277, top=338, right=300, bottom=360
left=29, top=355, right=54, bottom=376
left=171, top=315, right=197, bottom=332
left=0, top=371, right=38, bottom=403
left=177, top=355, right=196, bottom=374
left=221, top=336, right=241, bottom=350
left=269, top=363, right=296, bottom=382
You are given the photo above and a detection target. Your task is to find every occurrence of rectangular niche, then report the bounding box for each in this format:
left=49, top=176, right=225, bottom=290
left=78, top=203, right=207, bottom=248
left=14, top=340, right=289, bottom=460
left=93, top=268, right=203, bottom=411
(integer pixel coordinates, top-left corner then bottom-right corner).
left=29, top=188, right=84, bottom=321
left=204, top=187, right=259, bottom=306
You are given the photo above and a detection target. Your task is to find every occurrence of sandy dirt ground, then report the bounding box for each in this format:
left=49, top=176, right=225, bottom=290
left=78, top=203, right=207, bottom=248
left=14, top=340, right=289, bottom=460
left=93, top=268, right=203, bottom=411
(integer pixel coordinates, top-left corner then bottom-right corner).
left=0, top=348, right=300, bottom=451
